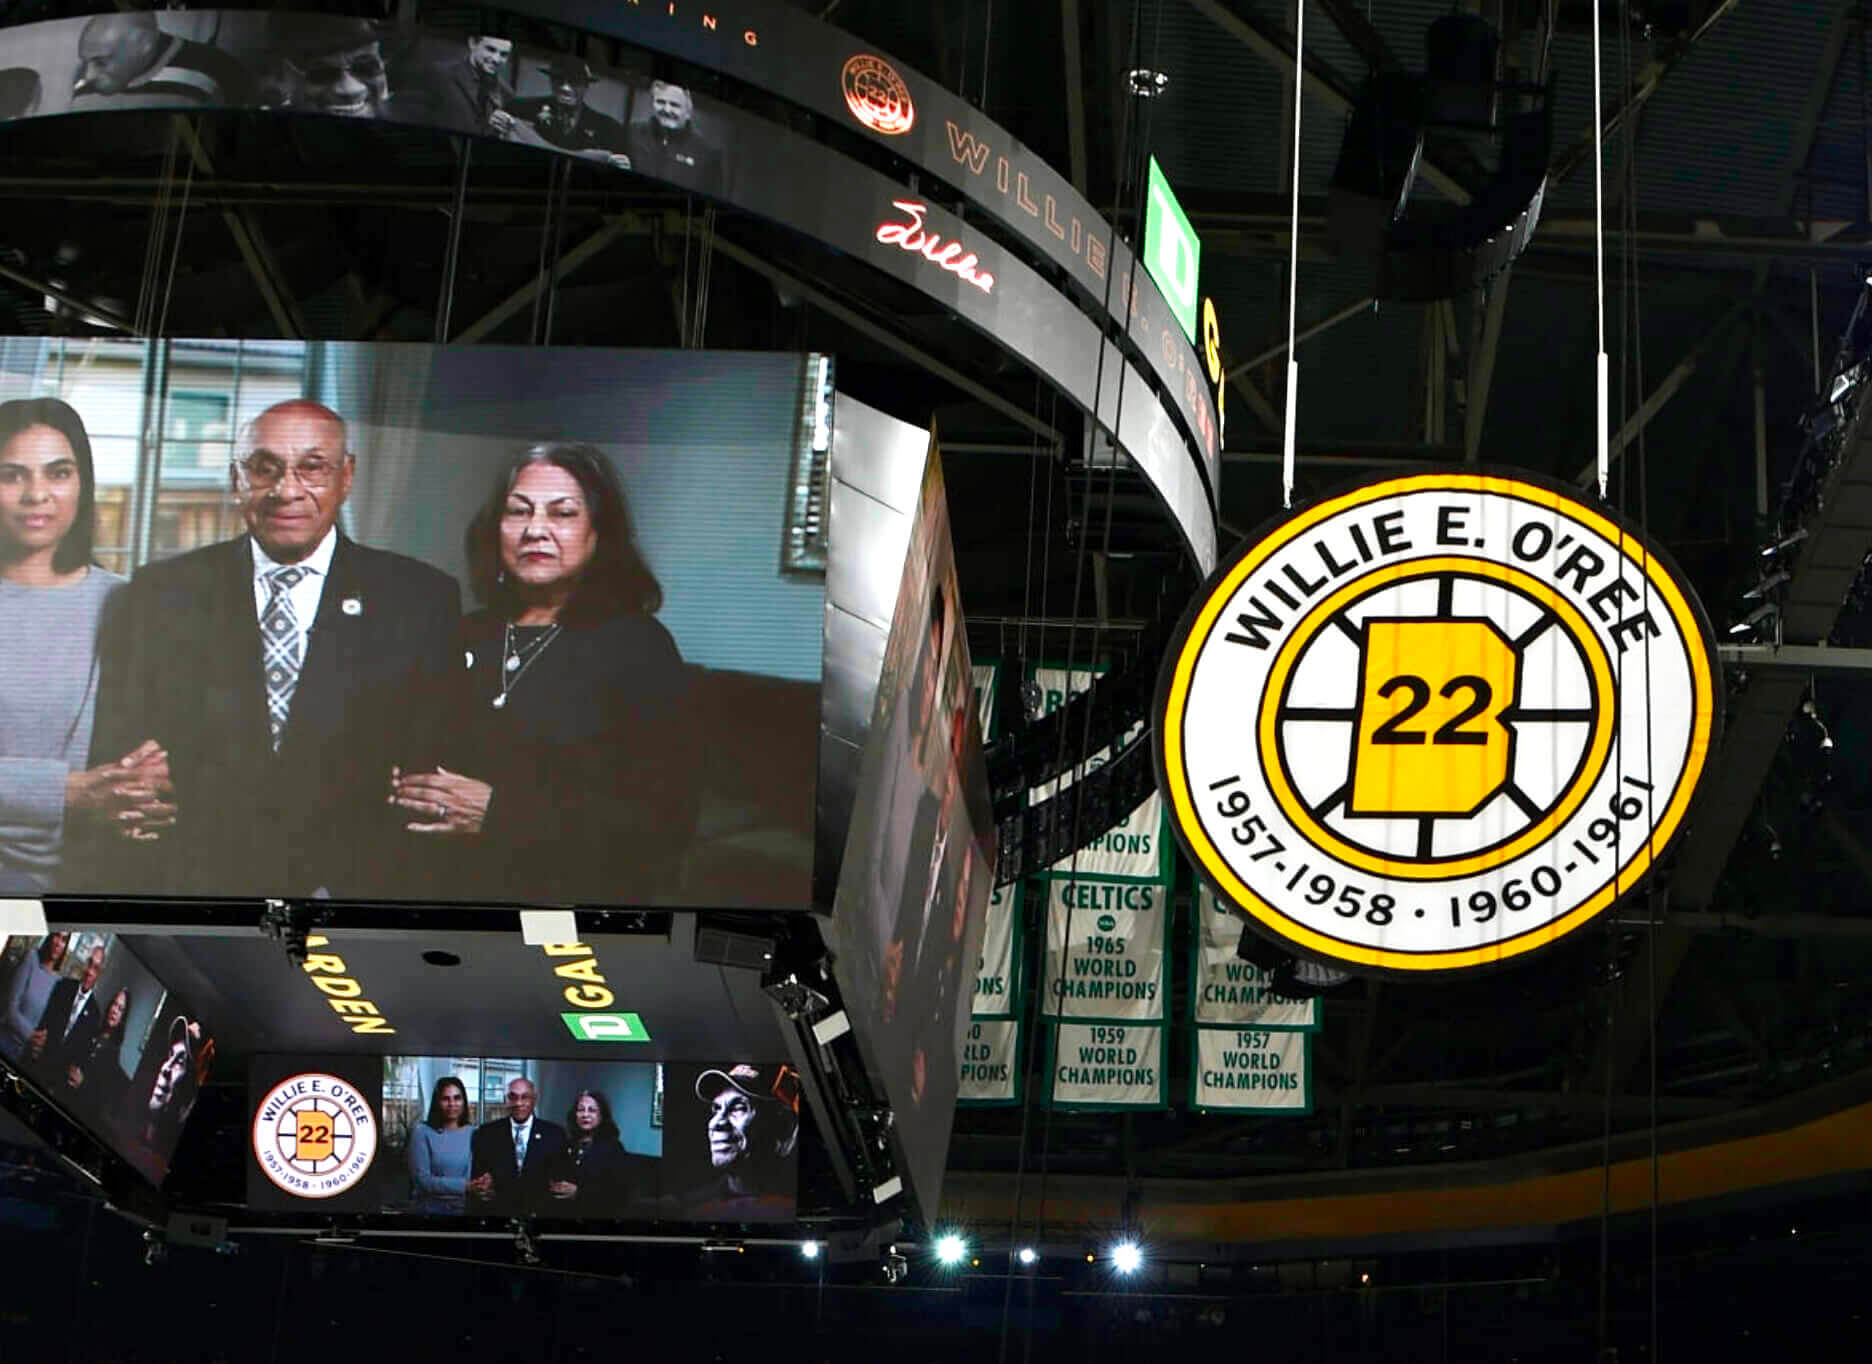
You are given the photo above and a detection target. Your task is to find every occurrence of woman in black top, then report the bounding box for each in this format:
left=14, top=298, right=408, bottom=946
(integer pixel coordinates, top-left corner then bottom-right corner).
left=64, top=985, right=130, bottom=1111
left=546, top=1088, right=656, bottom=1217
left=389, top=443, right=694, bottom=902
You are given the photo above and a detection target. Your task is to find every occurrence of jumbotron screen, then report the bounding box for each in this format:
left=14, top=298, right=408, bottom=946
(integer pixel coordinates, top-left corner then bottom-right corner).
left=0, top=932, right=215, bottom=1184
left=0, top=340, right=824, bottom=908
left=246, top=1053, right=798, bottom=1221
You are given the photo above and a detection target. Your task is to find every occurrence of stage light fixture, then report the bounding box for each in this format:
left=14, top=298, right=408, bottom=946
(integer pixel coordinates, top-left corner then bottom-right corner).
left=1111, top=1241, right=1143, bottom=1274
left=1727, top=602, right=1777, bottom=637
left=801, top=1240, right=821, bottom=1260
left=1743, top=569, right=1790, bottom=599
left=1018, top=1247, right=1038, bottom=1266
left=1762, top=528, right=1808, bottom=558
left=935, top=1233, right=968, bottom=1266
left=882, top=1248, right=908, bottom=1284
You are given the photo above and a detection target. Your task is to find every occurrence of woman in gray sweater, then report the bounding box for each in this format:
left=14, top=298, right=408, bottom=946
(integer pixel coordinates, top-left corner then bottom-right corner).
left=0, top=397, right=170, bottom=891
left=408, top=1074, right=473, bottom=1213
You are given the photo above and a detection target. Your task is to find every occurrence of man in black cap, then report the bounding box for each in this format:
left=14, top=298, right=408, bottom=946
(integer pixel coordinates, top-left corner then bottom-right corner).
left=504, top=55, right=631, bottom=167
left=266, top=15, right=392, bottom=120
left=681, top=1063, right=799, bottom=1219
left=70, top=12, right=256, bottom=107
left=623, top=80, right=725, bottom=197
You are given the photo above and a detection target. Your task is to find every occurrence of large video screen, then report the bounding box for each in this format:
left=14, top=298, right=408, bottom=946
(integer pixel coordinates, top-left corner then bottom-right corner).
left=0, top=339, right=823, bottom=907
left=246, top=1053, right=798, bottom=1221
left=827, top=453, right=992, bottom=1223
left=0, top=932, right=216, bottom=1184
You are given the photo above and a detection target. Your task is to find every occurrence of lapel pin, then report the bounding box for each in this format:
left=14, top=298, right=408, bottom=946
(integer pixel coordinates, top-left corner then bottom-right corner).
left=341, top=596, right=364, bottom=616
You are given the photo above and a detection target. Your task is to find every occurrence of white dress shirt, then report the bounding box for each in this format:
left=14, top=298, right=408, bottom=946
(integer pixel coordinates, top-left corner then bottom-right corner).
left=65, top=985, right=93, bottom=1037
left=251, top=527, right=338, bottom=660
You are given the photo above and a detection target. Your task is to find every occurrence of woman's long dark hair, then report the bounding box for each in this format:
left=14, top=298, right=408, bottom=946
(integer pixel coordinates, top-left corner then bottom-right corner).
left=465, top=443, right=661, bottom=625
left=92, top=988, right=130, bottom=1052
left=0, top=397, right=97, bottom=573
left=565, top=1088, right=621, bottom=1144
left=424, top=1075, right=470, bottom=1130
left=35, top=933, right=68, bottom=971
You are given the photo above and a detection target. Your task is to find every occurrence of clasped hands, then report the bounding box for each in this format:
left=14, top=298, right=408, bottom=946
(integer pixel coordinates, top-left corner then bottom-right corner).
left=66, top=738, right=174, bottom=842
left=389, top=766, right=492, bottom=836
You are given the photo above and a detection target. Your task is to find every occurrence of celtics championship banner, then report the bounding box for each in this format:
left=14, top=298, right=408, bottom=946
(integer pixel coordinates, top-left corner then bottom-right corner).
left=1031, top=664, right=1171, bottom=882
left=972, top=660, right=1001, bottom=741
left=1193, top=886, right=1320, bottom=1029
left=1191, top=1026, right=1312, bottom=1113
left=957, top=1018, right=1022, bottom=1105
left=1042, top=876, right=1167, bottom=1022
left=1046, top=1021, right=1168, bottom=1110
left=971, top=878, right=1022, bottom=1019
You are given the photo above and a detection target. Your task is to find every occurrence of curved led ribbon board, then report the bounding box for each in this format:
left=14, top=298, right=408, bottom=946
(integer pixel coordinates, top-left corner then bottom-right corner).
left=0, top=9, right=1216, bottom=572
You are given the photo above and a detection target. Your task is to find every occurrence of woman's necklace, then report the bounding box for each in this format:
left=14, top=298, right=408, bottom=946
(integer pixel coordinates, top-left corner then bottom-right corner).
left=493, top=620, right=563, bottom=709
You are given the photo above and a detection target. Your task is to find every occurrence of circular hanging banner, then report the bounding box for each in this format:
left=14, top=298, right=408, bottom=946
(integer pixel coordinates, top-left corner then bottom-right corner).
left=1156, top=471, right=1720, bottom=974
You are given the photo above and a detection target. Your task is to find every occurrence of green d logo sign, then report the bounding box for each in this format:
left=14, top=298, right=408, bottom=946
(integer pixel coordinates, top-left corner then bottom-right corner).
left=562, top=1011, right=649, bottom=1042
left=1097, top=914, right=1118, bottom=934
left=1144, top=156, right=1201, bottom=342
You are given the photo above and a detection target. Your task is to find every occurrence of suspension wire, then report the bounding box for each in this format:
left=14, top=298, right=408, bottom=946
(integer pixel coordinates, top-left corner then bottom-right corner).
left=1280, top=0, right=1305, bottom=507
left=1594, top=6, right=1630, bottom=1345
left=979, top=0, right=995, bottom=112
left=1592, top=0, right=1611, bottom=498
left=152, top=137, right=196, bottom=343
left=134, top=124, right=183, bottom=338
left=1004, top=8, right=1161, bottom=1362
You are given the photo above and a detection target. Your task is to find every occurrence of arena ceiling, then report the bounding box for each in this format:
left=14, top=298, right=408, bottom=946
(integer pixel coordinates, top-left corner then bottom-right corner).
left=3, top=0, right=1871, bottom=1207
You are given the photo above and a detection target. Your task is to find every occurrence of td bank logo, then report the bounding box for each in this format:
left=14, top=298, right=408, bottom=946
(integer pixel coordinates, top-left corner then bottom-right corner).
left=562, top=1011, right=650, bottom=1043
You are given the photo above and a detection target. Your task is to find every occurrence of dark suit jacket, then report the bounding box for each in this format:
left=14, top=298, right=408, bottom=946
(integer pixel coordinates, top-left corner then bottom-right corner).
left=509, top=96, right=628, bottom=153
left=413, top=58, right=514, bottom=135
left=621, top=119, right=725, bottom=197
left=32, top=977, right=100, bottom=1077
left=469, top=1117, right=568, bottom=1218
left=82, top=534, right=461, bottom=898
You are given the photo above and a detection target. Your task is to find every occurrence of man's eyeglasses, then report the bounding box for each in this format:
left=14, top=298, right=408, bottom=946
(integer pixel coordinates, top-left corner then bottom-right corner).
left=297, top=53, right=385, bottom=86
left=237, top=455, right=344, bottom=491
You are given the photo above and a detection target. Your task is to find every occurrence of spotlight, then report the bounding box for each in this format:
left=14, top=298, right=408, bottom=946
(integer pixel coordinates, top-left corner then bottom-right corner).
left=1017, top=1247, right=1038, bottom=1266
left=882, top=1248, right=908, bottom=1284
left=1126, top=68, right=1170, bottom=98
left=801, top=1240, right=821, bottom=1260
left=1743, top=569, right=1790, bottom=600
left=1111, top=1241, right=1143, bottom=1274
left=1727, top=602, right=1777, bottom=637
left=935, top=1233, right=968, bottom=1266
left=1761, top=528, right=1808, bottom=558
left=1802, top=699, right=1836, bottom=751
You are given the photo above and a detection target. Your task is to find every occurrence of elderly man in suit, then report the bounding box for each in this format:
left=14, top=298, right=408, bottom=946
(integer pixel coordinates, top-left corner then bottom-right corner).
left=27, top=941, right=104, bottom=1076
left=468, top=1076, right=567, bottom=1217
left=84, top=399, right=460, bottom=899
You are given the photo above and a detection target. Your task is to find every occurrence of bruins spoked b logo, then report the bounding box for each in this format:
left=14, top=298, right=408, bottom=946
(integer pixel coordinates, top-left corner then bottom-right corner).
left=1156, top=472, right=1719, bottom=974
left=251, top=1072, right=378, bottom=1199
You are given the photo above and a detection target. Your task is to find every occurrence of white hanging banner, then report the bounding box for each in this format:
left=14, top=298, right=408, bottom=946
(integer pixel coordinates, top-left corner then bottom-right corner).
left=1048, top=1021, right=1168, bottom=1109
left=972, top=660, right=1000, bottom=741
left=1030, top=664, right=1170, bottom=882
left=971, top=878, right=1021, bottom=1018
left=1042, top=876, right=1166, bottom=1021
left=1193, top=888, right=1321, bottom=1029
left=958, top=1018, right=1021, bottom=1105
left=1191, top=1026, right=1312, bottom=1113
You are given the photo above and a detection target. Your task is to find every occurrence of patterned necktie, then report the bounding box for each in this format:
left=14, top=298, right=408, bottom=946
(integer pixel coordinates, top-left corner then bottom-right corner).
left=513, top=1123, right=527, bottom=1171
left=260, top=565, right=311, bottom=751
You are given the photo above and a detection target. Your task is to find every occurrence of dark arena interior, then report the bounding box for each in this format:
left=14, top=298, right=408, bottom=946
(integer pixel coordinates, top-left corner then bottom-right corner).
left=1, top=1, right=1872, bottom=1360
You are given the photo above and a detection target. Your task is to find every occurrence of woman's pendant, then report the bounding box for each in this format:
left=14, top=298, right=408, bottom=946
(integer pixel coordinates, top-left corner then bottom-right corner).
left=491, top=693, right=508, bottom=709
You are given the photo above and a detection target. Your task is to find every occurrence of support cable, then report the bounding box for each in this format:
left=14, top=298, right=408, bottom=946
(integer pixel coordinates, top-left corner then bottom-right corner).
left=1281, top=0, right=1306, bottom=507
